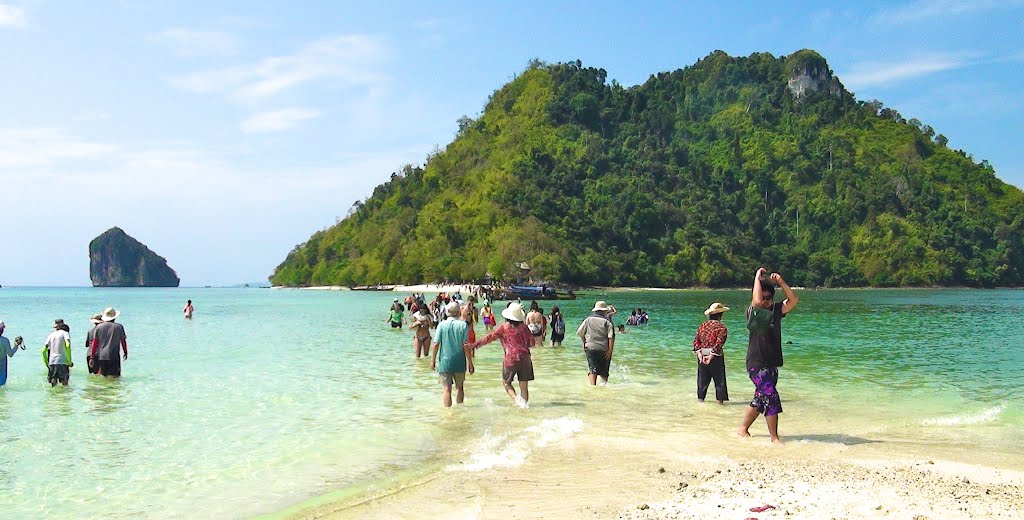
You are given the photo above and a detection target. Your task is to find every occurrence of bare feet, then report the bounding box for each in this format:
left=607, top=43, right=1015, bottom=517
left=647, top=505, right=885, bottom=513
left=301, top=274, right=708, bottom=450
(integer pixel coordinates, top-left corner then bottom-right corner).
left=737, top=428, right=751, bottom=438
left=771, top=437, right=783, bottom=445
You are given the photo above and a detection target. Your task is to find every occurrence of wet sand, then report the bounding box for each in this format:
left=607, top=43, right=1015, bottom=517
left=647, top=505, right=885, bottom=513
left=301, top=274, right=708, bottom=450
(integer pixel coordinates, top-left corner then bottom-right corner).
left=277, top=430, right=1024, bottom=520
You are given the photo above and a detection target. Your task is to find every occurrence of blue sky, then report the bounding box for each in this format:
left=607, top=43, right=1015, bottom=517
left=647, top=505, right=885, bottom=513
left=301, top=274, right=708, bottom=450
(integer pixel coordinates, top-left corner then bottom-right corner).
left=1, top=1, right=1022, bottom=286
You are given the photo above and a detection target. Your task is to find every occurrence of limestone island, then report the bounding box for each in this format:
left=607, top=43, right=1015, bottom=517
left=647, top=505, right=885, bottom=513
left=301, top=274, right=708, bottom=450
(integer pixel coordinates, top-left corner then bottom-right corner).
left=89, top=227, right=180, bottom=287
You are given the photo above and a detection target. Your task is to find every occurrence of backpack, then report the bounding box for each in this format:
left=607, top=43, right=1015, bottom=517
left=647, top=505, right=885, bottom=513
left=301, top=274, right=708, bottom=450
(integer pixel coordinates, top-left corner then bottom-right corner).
left=553, top=316, right=565, bottom=335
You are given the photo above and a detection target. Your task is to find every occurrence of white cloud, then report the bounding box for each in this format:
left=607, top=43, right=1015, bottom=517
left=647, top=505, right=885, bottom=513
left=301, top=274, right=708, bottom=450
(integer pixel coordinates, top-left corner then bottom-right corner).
left=168, top=35, right=389, bottom=101
left=0, top=128, right=117, bottom=168
left=0, top=3, right=25, bottom=28
left=240, top=108, right=319, bottom=133
left=872, top=0, right=1023, bottom=25
left=840, top=53, right=978, bottom=90
left=158, top=28, right=240, bottom=57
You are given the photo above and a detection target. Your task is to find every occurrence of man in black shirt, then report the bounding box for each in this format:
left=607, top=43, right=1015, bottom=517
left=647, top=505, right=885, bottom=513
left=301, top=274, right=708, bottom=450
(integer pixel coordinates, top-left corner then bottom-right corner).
left=738, top=268, right=798, bottom=444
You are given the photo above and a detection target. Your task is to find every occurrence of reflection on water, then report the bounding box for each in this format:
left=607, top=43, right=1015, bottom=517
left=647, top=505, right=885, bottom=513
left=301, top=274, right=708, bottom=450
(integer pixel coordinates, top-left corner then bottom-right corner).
left=42, top=385, right=74, bottom=416
left=81, top=376, right=128, bottom=414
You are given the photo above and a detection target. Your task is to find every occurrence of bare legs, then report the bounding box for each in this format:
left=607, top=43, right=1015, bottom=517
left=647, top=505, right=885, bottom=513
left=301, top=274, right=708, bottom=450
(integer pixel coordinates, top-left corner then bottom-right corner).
left=502, top=380, right=529, bottom=407
left=738, top=406, right=782, bottom=444
left=442, top=382, right=465, bottom=408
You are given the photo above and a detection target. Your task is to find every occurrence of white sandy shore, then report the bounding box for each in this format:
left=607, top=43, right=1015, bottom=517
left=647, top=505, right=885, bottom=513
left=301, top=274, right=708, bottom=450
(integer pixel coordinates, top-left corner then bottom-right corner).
left=279, top=431, right=1024, bottom=520
left=392, top=284, right=478, bottom=294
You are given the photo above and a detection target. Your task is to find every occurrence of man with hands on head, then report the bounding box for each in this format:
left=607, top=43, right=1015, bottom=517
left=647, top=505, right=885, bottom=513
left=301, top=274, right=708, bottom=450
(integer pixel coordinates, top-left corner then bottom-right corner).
left=738, top=268, right=798, bottom=445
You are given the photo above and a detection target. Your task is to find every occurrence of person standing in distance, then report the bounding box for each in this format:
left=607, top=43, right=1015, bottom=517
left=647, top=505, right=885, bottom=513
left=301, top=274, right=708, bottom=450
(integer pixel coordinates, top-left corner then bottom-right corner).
left=43, top=319, right=73, bottom=387
left=91, top=307, right=128, bottom=378
left=738, top=268, right=798, bottom=444
left=0, top=320, right=25, bottom=387
left=85, top=314, right=102, bottom=374
left=693, top=303, right=730, bottom=404
left=577, top=301, right=616, bottom=385
left=183, top=300, right=194, bottom=319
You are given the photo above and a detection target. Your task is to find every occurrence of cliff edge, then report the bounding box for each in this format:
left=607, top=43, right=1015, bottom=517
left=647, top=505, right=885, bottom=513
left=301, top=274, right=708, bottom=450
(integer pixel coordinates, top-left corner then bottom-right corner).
left=89, top=227, right=180, bottom=287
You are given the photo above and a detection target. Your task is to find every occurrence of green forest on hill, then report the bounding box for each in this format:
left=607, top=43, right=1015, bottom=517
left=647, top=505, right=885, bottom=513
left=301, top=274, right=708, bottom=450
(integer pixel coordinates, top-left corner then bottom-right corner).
left=270, top=50, right=1024, bottom=288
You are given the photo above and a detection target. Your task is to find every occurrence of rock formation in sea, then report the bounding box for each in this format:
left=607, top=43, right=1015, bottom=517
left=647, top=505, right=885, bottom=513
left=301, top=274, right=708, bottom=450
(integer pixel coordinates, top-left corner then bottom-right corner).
left=89, top=227, right=180, bottom=287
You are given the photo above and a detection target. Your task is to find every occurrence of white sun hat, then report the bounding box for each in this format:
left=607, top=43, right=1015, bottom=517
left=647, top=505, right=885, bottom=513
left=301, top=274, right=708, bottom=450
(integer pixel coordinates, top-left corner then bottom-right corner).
left=501, top=302, right=526, bottom=322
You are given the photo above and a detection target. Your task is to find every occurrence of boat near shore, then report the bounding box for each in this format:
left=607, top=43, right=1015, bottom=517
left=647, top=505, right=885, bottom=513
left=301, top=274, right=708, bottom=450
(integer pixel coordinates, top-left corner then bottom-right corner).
left=350, top=284, right=396, bottom=291
left=496, top=284, right=577, bottom=300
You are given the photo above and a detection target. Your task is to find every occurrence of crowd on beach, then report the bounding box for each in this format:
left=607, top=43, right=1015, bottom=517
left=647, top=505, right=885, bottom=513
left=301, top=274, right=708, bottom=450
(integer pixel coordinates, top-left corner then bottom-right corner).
left=387, top=268, right=798, bottom=443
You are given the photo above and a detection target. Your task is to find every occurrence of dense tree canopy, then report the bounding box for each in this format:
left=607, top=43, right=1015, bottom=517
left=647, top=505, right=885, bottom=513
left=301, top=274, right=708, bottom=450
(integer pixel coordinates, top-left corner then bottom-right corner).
left=271, top=50, right=1024, bottom=288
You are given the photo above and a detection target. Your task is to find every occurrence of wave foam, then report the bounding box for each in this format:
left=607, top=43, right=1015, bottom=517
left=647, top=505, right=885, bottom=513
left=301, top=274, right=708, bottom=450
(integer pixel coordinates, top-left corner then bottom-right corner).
left=921, top=404, right=1006, bottom=426
left=447, top=416, right=584, bottom=472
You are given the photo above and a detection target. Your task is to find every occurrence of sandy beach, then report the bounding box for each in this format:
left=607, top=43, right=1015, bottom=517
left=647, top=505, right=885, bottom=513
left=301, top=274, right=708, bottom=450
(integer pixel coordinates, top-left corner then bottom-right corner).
left=277, top=427, right=1024, bottom=520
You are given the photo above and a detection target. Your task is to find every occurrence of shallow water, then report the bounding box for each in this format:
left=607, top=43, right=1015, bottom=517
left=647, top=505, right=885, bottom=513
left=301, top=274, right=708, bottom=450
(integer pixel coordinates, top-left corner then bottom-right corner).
left=0, top=287, right=1020, bottom=519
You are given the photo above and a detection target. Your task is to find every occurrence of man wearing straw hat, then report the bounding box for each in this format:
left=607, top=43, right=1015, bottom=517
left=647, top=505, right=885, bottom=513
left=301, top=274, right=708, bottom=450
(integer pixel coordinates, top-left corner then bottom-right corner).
left=470, top=302, right=534, bottom=408
left=577, top=301, right=617, bottom=385
left=90, top=307, right=128, bottom=378
left=693, top=302, right=730, bottom=404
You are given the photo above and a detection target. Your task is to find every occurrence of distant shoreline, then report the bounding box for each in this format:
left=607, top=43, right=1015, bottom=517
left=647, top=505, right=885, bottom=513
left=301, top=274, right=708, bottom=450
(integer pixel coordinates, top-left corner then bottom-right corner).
left=268, top=284, right=1023, bottom=292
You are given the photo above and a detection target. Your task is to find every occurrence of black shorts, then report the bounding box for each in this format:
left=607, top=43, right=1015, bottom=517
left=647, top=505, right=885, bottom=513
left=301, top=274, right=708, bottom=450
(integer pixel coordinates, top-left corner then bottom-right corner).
left=502, top=358, right=535, bottom=382
left=48, top=365, right=70, bottom=385
left=390, top=321, right=402, bottom=328
left=585, top=348, right=610, bottom=379
left=95, top=359, right=121, bottom=377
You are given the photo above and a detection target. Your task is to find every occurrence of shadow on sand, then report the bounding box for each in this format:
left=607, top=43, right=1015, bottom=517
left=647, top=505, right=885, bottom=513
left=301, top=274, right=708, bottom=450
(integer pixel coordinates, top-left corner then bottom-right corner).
left=790, top=434, right=880, bottom=446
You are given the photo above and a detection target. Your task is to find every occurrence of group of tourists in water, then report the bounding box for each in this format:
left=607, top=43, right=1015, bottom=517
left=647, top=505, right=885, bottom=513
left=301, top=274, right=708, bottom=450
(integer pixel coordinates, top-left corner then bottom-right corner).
left=0, top=307, right=129, bottom=388
left=387, top=268, right=798, bottom=443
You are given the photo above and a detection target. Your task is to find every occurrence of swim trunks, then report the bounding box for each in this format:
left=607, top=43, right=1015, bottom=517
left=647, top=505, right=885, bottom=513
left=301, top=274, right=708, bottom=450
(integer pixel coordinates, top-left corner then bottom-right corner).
left=47, top=365, right=70, bottom=385
left=501, top=358, right=535, bottom=382
left=390, top=321, right=402, bottom=328
left=585, top=348, right=611, bottom=379
left=95, top=359, right=121, bottom=377
left=438, top=372, right=466, bottom=387
left=748, top=367, right=782, bottom=416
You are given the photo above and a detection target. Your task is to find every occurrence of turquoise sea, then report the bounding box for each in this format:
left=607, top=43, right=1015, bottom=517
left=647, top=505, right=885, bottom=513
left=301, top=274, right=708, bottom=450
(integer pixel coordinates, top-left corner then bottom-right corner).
left=0, top=287, right=1021, bottom=519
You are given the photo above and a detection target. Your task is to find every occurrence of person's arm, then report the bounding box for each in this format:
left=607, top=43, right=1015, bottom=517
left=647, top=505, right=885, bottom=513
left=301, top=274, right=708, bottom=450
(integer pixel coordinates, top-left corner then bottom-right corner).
left=772, top=273, right=799, bottom=314
left=430, top=339, right=440, bottom=371
left=42, top=343, right=49, bottom=367
left=90, top=337, right=98, bottom=359
left=576, top=320, right=587, bottom=351
left=472, top=324, right=503, bottom=350
left=121, top=336, right=128, bottom=360
left=606, top=325, right=615, bottom=360
left=752, top=267, right=766, bottom=306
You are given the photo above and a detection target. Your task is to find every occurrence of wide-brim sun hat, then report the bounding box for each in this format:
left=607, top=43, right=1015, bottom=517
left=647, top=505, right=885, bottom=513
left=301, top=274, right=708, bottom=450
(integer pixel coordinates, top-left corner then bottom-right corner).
left=703, top=302, right=731, bottom=316
left=89, top=314, right=103, bottom=324
left=591, top=300, right=610, bottom=312
left=101, top=307, right=120, bottom=322
left=501, top=302, right=526, bottom=322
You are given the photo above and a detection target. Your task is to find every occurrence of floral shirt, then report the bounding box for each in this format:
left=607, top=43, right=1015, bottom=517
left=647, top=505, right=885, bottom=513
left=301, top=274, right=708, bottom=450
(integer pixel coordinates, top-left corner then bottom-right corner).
left=693, top=320, right=728, bottom=356
left=473, top=321, right=533, bottom=366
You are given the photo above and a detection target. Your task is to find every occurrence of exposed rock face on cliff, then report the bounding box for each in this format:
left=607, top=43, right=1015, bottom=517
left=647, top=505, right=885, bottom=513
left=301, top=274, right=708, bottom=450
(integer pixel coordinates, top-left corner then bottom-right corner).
left=89, top=227, right=180, bottom=287
left=785, top=49, right=846, bottom=100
